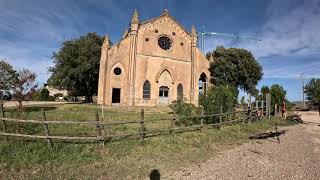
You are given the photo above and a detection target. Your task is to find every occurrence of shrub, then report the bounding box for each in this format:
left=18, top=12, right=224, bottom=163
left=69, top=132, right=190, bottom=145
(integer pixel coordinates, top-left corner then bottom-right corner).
left=39, top=88, right=50, bottom=101
left=199, top=85, right=237, bottom=115
left=169, top=98, right=199, bottom=126
left=30, top=89, right=41, bottom=101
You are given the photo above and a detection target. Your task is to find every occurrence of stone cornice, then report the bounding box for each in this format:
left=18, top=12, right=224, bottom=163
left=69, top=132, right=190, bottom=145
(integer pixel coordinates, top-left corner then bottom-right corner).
left=137, top=53, right=191, bottom=63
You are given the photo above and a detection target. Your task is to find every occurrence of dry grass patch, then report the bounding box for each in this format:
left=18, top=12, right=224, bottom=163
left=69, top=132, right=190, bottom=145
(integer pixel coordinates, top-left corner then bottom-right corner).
left=0, top=104, right=297, bottom=179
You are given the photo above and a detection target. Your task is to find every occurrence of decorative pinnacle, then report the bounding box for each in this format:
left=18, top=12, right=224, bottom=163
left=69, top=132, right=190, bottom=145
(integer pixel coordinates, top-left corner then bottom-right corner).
left=122, top=27, right=128, bottom=38
left=103, top=35, right=110, bottom=46
left=191, top=25, right=197, bottom=36
left=131, top=9, right=139, bottom=24
left=163, top=9, right=169, bottom=14
left=209, top=54, right=214, bottom=62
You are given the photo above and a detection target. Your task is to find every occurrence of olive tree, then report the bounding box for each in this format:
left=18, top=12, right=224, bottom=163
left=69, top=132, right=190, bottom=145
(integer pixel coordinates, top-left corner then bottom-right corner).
left=0, top=59, right=17, bottom=103
left=304, top=78, right=320, bottom=115
left=209, top=46, right=263, bottom=94
left=48, top=32, right=105, bottom=102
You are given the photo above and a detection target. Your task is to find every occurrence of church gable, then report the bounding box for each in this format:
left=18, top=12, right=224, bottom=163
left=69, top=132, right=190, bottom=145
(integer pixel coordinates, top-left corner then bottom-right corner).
left=139, top=12, right=191, bottom=42
left=136, top=11, right=192, bottom=61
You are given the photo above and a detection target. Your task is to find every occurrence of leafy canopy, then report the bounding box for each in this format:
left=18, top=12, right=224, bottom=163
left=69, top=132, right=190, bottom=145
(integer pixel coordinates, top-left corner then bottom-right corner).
left=260, top=86, right=270, bottom=98
left=304, top=78, right=320, bottom=114
left=270, top=84, right=286, bottom=108
left=48, top=32, right=104, bottom=102
left=40, top=88, right=50, bottom=101
left=0, top=59, right=17, bottom=96
left=209, top=46, right=263, bottom=94
left=13, top=69, right=38, bottom=102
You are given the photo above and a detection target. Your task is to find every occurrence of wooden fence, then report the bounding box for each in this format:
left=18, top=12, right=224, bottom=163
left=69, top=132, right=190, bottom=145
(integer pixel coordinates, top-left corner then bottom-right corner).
left=0, top=104, right=259, bottom=147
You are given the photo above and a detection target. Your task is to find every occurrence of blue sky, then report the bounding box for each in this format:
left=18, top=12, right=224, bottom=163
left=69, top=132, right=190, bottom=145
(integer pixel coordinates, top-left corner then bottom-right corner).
left=0, top=0, right=319, bottom=101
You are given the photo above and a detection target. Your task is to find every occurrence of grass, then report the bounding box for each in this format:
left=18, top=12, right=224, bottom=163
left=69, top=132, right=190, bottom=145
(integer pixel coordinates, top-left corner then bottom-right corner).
left=0, top=104, right=297, bottom=179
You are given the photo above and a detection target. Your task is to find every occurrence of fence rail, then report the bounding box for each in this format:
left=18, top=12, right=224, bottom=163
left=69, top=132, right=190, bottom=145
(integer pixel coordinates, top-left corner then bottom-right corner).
left=0, top=104, right=260, bottom=147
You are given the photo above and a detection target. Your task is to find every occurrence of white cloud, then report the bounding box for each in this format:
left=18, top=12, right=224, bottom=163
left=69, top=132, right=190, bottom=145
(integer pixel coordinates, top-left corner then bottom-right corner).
left=241, top=0, right=320, bottom=58
left=204, top=0, right=320, bottom=79
left=262, top=60, right=320, bottom=79
left=0, top=0, right=129, bottom=85
left=0, top=1, right=86, bottom=84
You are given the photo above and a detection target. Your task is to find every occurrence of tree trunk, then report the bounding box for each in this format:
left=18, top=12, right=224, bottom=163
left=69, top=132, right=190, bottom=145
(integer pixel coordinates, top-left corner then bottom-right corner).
left=0, top=91, right=3, bottom=105
left=16, top=99, right=23, bottom=133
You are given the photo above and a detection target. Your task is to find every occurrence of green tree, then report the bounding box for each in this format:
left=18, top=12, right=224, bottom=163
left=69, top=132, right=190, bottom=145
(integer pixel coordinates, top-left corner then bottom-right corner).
left=270, top=84, right=286, bottom=111
left=40, top=88, right=50, bottom=101
left=48, top=32, right=105, bottom=102
left=199, top=85, right=238, bottom=114
left=304, top=78, right=320, bottom=115
left=209, top=46, right=263, bottom=94
left=260, top=85, right=270, bottom=99
left=0, top=59, right=17, bottom=102
left=13, top=69, right=38, bottom=132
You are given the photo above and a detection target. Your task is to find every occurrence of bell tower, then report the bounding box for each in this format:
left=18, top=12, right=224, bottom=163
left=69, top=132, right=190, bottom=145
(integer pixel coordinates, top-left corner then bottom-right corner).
left=127, top=9, right=139, bottom=106
left=190, top=25, right=198, bottom=103
left=97, top=35, right=110, bottom=104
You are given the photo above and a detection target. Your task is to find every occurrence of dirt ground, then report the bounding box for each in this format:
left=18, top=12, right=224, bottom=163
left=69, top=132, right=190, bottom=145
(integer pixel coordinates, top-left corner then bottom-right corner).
left=168, top=111, right=320, bottom=180
left=2, top=101, right=67, bottom=108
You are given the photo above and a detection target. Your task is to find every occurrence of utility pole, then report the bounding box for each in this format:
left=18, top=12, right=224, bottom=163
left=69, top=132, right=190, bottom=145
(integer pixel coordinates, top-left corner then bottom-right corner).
left=299, top=73, right=305, bottom=109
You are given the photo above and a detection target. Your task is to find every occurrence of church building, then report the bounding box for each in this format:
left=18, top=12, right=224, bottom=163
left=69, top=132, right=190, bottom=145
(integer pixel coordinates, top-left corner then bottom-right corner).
left=98, top=9, right=210, bottom=106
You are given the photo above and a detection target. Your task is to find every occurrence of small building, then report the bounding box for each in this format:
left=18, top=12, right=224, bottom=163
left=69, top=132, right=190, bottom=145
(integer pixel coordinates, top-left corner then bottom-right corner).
left=98, top=9, right=210, bottom=106
left=43, top=84, right=68, bottom=97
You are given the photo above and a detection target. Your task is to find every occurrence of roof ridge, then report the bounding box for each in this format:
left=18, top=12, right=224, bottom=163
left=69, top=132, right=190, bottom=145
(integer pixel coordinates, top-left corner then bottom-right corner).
left=139, top=12, right=190, bottom=36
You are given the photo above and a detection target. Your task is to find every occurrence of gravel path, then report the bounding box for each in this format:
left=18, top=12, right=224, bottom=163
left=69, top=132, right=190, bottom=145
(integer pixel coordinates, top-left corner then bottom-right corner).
left=169, top=111, right=320, bottom=180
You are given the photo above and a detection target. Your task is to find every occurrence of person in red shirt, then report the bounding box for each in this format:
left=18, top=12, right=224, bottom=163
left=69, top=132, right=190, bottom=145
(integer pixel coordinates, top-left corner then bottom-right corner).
left=281, top=98, right=286, bottom=120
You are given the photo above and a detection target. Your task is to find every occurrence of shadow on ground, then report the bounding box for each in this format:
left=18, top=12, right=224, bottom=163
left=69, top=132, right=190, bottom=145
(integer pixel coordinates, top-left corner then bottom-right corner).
left=150, top=169, right=160, bottom=180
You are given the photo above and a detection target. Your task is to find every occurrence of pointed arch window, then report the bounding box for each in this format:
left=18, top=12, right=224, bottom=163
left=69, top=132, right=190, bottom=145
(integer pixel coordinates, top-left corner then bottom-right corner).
left=143, top=80, right=151, bottom=100
left=177, top=83, right=183, bottom=100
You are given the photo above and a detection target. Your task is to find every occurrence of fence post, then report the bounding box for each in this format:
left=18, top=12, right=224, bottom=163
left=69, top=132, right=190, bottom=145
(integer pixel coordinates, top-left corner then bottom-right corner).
left=268, top=94, right=271, bottom=119
left=140, top=109, right=145, bottom=142
left=1, top=103, right=4, bottom=118
left=242, top=111, right=246, bottom=124
left=248, top=110, right=252, bottom=124
left=265, top=95, right=268, bottom=118
left=261, top=100, right=264, bottom=116
left=219, top=106, right=223, bottom=128
left=95, top=112, right=105, bottom=147
left=171, top=111, right=176, bottom=134
left=1, top=103, right=8, bottom=141
left=248, top=93, right=252, bottom=112
left=41, top=108, right=52, bottom=147
left=200, top=106, right=204, bottom=131
left=233, top=108, right=237, bottom=124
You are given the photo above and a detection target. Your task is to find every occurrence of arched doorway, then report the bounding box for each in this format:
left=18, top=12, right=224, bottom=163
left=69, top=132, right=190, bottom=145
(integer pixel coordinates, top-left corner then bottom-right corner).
left=110, top=63, right=126, bottom=104
left=199, top=73, right=207, bottom=96
left=157, top=69, right=173, bottom=105
left=159, top=86, right=169, bottom=104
